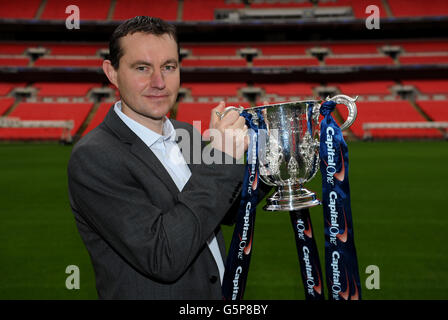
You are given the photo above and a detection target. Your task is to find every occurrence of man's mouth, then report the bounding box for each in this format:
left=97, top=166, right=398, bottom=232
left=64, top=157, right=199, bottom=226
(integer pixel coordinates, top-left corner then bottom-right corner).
left=144, top=95, right=169, bottom=100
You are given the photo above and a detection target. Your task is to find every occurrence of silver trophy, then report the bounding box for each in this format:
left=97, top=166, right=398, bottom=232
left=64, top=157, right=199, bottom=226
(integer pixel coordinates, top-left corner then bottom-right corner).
left=218, top=95, right=357, bottom=211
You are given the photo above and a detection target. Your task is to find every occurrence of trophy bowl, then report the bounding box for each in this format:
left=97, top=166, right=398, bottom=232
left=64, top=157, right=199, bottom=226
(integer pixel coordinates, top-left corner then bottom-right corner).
left=219, top=95, right=357, bottom=211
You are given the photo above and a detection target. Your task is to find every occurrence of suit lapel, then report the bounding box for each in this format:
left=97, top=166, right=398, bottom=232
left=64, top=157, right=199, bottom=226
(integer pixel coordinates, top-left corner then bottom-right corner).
left=130, top=139, right=180, bottom=196
left=102, top=105, right=180, bottom=196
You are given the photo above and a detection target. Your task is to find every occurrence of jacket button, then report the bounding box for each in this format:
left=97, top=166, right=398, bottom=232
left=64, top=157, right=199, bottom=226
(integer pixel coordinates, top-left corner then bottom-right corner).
left=209, top=275, right=218, bottom=284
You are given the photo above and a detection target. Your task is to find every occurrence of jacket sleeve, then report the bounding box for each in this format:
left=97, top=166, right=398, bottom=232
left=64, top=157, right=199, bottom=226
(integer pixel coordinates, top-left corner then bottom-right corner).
left=67, top=142, right=244, bottom=283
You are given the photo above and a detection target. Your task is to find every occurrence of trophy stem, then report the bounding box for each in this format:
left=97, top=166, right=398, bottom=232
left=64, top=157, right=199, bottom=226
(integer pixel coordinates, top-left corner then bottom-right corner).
left=264, top=184, right=321, bottom=211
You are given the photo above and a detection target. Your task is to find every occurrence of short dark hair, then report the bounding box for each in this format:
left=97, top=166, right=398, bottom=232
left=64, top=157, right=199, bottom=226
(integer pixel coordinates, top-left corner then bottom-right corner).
left=108, top=16, right=178, bottom=69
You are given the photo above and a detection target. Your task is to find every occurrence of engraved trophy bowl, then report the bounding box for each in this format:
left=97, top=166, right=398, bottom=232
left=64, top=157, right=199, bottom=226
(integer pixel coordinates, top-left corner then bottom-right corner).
left=217, top=95, right=357, bottom=212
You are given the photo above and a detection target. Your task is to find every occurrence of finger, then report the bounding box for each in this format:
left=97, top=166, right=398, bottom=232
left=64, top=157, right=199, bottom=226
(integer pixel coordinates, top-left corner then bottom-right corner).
left=243, top=132, right=250, bottom=152
left=214, top=100, right=226, bottom=113
left=209, top=101, right=225, bottom=129
left=202, top=129, right=211, bottom=141
left=220, top=109, right=240, bottom=127
left=228, top=115, right=246, bottom=130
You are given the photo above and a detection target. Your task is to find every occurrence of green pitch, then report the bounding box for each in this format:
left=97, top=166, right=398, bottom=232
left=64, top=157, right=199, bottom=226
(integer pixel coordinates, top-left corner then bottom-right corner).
left=0, top=141, right=447, bottom=300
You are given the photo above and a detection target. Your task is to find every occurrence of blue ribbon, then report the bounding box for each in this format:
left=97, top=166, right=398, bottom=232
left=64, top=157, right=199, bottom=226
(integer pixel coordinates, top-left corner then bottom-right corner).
left=319, top=100, right=362, bottom=300
left=222, top=108, right=266, bottom=300
left=290, top=208, right=325, bottom=300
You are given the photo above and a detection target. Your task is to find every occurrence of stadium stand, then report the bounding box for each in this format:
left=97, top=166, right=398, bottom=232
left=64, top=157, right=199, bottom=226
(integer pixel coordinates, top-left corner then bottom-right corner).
left=0, top=102, right=92, bottom=140
left=0, top=0, right=41, bottom=19
left=181, top=82, right=247, bottom=99
left=338, top=101, right=443, bottom=139
left=326, top=81, right=396, bottom=96
left=387, top=0, right=448, bottom=17
left=393, top=40, right=448, bottom=53
left=33, top=82, right=102, bottom=97
left=0, top=0, right=447, bottom=141
left=176, top=101, right=251, bottom=135
left=256, top=44, right=308, bottom=55
left=399, top=55, right=448, bottom=65
left=183, top=0, right=244, bottom=21
left=33, top=57, right=103, bottom=67
left=43, top=43, right=106, bottom=56
left=255, top=82, right=317, bottom=98
left=0, top=97, right=15, bottom=115
left=181, top=57, right=248, bottom=67
left=401, top=80, right=448, bottom=95
left=0, top=57, right=29, bottom=67
left=0, top=43, right=31, bottom=54
left=327, top=42, right=383, bottom=54
left=416, top=100, right=448, bottom=122
left=0, top=0, right=447, bottom=22
left=40, top=0, right=111, bottom=21
left=113, top=0, right=178, bottom=21
left=182, top=43, right=246, bottom=56
left=325, top=56, right=394, bottom=66
left=253, top=57, right=319, bottom=67
left=81, top=102, right=113, bottom=136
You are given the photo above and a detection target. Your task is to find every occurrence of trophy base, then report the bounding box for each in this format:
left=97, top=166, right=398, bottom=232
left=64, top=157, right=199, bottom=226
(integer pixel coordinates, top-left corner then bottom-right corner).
left=264, top=186, right=321, bottom=211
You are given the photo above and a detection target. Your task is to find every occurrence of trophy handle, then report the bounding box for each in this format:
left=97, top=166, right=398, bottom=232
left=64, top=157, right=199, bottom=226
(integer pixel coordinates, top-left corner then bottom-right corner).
left=215, top=106, right=245, bottom=120
left=325, top=95, right=358, bottom=131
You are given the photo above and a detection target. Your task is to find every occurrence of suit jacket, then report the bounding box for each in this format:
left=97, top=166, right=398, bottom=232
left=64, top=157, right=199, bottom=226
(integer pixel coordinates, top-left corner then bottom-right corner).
left=67, top=106, right=247, bottom=299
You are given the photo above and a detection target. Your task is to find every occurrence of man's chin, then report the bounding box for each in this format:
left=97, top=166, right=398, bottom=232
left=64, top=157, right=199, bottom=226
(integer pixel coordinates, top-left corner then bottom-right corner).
left=145, top=107, right=172, bottom=121
left=138, top=102, right=172, bottom=119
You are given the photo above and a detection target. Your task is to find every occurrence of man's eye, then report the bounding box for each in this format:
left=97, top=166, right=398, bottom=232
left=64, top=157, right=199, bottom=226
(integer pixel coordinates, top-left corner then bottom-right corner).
left=164, top=65, right=177, bottom=72
left=136, top=66, right=148, bottom=71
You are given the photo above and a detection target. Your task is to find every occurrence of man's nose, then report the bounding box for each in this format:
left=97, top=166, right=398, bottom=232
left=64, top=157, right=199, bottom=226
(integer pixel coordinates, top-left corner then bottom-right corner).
left=150, top=69, right=166, bottom=90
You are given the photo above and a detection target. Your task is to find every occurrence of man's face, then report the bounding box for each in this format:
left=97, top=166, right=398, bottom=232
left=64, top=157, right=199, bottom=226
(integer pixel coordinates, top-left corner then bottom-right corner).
left=113, top=32, right=180, bottom=123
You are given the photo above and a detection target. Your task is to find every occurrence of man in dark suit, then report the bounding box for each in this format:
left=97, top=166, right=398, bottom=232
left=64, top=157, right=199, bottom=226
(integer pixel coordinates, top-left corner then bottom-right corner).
left=67, top=16, right=258, bottom=299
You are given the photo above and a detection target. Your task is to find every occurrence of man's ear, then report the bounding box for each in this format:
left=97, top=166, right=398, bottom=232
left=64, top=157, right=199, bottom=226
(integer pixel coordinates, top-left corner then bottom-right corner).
left=102, top=60, right=118, bottom=88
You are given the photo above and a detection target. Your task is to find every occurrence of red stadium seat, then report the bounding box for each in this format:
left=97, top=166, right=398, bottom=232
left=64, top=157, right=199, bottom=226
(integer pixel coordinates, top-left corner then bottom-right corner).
left=253, top=57, right=319, bottom=67
left=181, top=58, right=247, bottom=67
left=399, top=56, right=448, bottom=65
left=318, top=0, right=387, bottom=19
left=176, top=101, right=251, bottom=134
left=394, top=41, right=448, bottom=53
left=182, top=44, right=244, bottom=57
left=0, top=97, right=15, bottom=115
left=250, top=2, right=312, bottom=9
left=0, top=102, right=93, bottom=140
left=337, top=101, right=441, bottom=138
left=0, top=0, right=41, bottom=19
left=256, top=44, right=308, bottom=56
left=325, top=56, right=394, bottom=66
left=0, top=83, right=27, bottom=96
left=388, top=0, right=448, bottom=17
left=328, top=81, right=396, bottom=95
left=328, top=42, right=381, bottom=54
left=82, top=102, right=112, bottom=136
left=176, top=102, right=218, bottom=134
left=416, top=100, right=448, bottom=121
left=182, top=82, right=247, bottom=98
left=0, top=43, right=31, bottom=55
left=0, top=57, right=29, bottom=67
left=256, top=83, right=317, bottom=96
left=45, top=43, right=106, bottom=56
left=183, top=0, right=244, bottom=21
left=113, top=0, right=178, bottom=21
left=41, top=0, right=110, bottom=20
left=34, top=57, right=103, bottom=67
left=33, top=82, right=102, bottom=97
left=401, top=80, right=448, bottom=94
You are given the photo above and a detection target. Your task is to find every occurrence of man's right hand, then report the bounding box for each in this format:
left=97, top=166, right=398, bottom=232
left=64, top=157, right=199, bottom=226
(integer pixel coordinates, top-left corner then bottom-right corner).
left=206, top=101, right=249, bottom=160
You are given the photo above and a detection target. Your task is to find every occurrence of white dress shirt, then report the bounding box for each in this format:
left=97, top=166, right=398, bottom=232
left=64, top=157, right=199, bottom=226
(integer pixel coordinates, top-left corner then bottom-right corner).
left=114, top=101, right=225, bottom=284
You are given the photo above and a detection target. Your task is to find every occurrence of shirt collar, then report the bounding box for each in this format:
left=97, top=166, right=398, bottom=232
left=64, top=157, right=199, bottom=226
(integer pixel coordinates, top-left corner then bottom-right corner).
left=113, top=101, right=176, bottom=148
